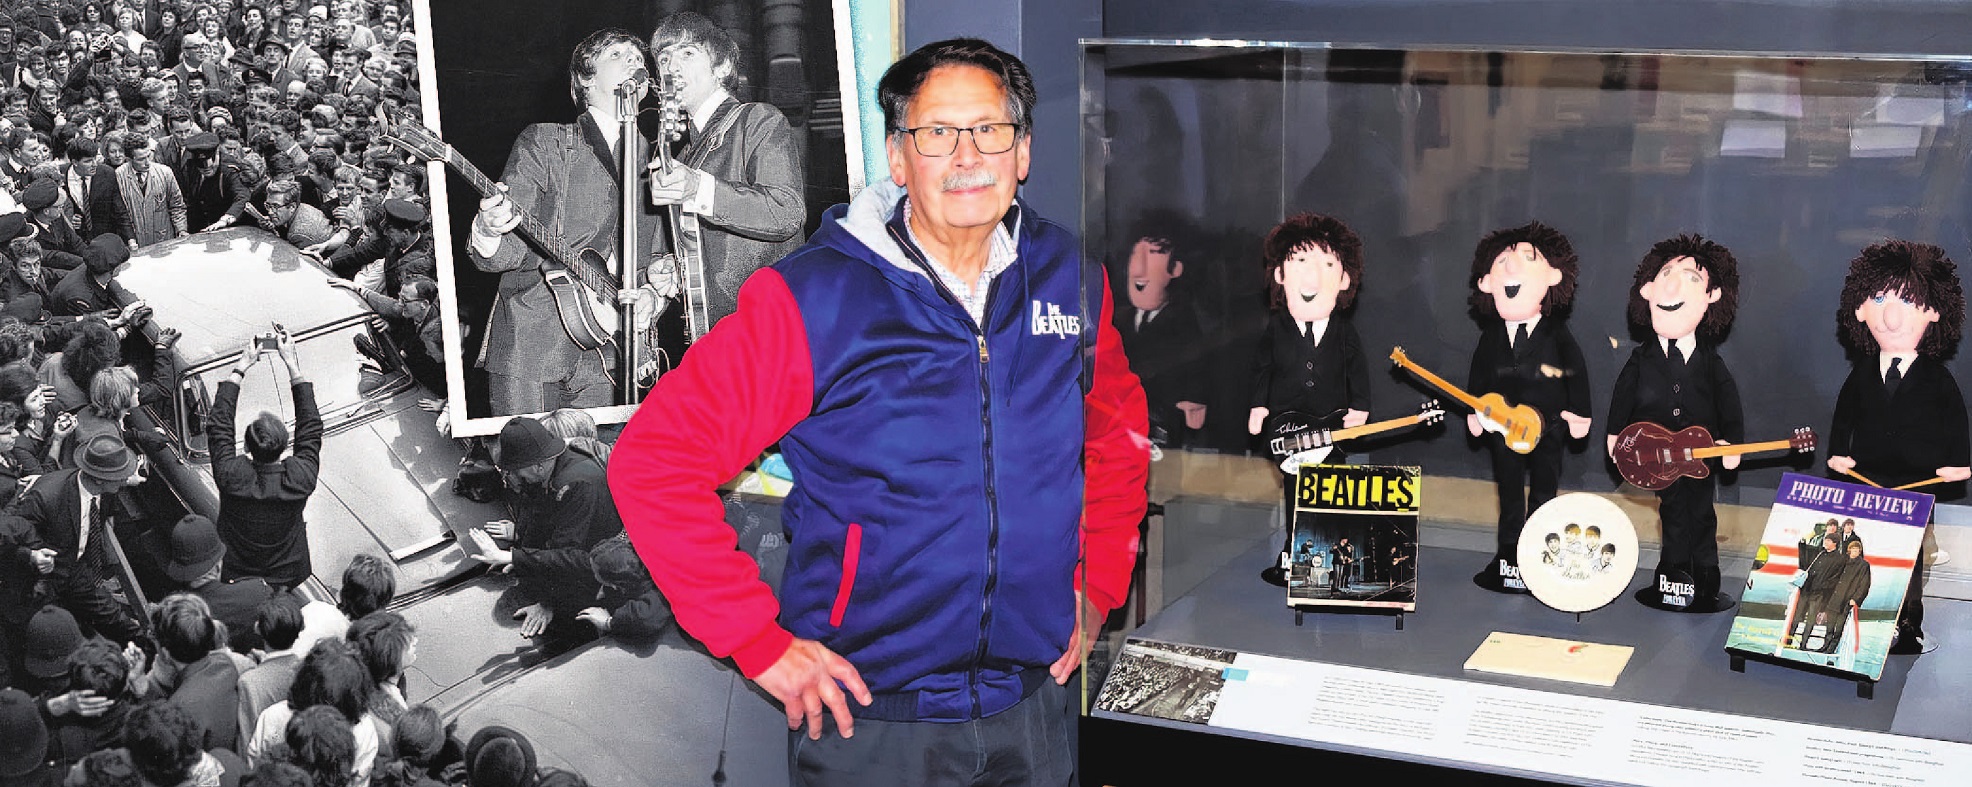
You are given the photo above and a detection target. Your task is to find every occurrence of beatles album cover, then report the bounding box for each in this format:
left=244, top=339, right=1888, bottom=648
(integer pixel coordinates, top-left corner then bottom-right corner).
left=1723, top=473, right=1931, bottom=682
left=1286, top=464, right=1420, bottom=611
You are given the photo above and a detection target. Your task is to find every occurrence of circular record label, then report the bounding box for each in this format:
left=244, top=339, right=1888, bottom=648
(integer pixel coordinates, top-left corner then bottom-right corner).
left=1517, top=493, right=1640, bottom=613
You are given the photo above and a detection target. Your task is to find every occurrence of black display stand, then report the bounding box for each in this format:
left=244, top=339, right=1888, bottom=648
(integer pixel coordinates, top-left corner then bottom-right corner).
left=1292, top=604, right=1405, bottom=630
left=1727, top=647, right=1877, bottom=700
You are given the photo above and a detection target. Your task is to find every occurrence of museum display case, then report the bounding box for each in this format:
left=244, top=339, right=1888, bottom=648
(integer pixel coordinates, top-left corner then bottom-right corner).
left=1079, top=38, right=1972, bottom=785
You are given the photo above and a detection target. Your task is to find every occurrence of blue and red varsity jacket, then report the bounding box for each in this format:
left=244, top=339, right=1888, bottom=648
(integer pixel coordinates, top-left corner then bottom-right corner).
left=609, top=180, right=1149, bottom=722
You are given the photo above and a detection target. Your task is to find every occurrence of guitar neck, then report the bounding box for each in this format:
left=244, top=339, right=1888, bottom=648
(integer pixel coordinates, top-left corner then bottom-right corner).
left=1394, top=359, right=1485, bottom=413
left=1330, top=414, right=1428, bottom=443
left=1691, top=439, right=1795, bottom=460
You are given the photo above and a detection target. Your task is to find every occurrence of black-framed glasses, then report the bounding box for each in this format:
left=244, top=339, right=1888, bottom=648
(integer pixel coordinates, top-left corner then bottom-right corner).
left=896, top=123, right=1022, bottom=157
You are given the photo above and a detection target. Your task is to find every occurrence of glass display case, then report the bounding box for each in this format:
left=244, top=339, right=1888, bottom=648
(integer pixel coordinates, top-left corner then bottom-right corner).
left=1080, top=38, right=1972, bottom=784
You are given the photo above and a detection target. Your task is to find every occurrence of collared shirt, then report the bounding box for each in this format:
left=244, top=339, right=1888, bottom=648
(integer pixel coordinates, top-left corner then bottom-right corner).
left=1303, top=318, right=1330, bottom=345
left=1507, top=315, right=1542, bottom=348
left=903, top=198, right=1017, bottom=327
left=75, top=474, right=98, bottom=560
left=1659, top=333, right=1696, bottom=362
left=1133, top=307, right=1160, bottom=330
left=1880, top=352, right=1917, bottom=382
left=676, top=87, right=732, bottom=217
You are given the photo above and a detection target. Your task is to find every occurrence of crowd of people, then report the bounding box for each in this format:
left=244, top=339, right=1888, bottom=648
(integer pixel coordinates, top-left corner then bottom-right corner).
left=0, top=3, right=651, bottom=785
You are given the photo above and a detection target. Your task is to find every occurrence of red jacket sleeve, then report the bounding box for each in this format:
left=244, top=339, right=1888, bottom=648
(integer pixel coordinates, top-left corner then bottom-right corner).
left=1078, top=267, right=1149, bottom=616
left=609, top=270, right=813, bottom=677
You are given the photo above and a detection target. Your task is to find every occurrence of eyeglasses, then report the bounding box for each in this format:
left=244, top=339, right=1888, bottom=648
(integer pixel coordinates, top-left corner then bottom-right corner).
left=895, top=123, right=1022, bottom=157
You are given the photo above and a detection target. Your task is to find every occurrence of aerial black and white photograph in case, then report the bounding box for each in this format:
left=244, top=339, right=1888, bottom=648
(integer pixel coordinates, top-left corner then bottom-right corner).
left=1094, top=639, right=1240, bottom=725
left=418, top=0, right=864, bottom=435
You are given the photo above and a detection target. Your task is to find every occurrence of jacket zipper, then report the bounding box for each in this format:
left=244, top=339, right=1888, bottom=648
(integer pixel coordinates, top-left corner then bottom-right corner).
left=886, top=225, right=1001, bottom=719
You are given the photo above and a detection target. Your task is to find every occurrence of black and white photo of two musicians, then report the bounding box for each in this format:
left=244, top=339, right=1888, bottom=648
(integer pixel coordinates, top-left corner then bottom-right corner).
left=424, top=0, right=861, bottom=435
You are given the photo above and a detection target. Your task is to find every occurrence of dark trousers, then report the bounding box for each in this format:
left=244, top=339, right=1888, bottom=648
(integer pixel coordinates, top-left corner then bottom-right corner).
left=486, top=351, right=611, bottom=416
left=53, top=569, right=142, bottom=645
left=1655, top=474, right=1719, bottom=570
left=1489, top=435, right=1562, bottom=556
left=788, top=677, right=1075, bottom=787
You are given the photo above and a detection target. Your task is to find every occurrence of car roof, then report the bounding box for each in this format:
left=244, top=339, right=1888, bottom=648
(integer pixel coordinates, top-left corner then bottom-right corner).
left=113, top=228, right=369, bottom=367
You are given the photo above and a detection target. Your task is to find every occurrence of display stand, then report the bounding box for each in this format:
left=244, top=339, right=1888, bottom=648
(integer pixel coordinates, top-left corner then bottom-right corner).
left=1293, top=605, right=1404, bottom=630
left=1728, top=648, right=1876, bottom=700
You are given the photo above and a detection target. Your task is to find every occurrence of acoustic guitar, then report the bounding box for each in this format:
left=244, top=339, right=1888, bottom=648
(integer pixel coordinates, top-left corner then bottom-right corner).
left=1264, top=400, right=1446, bottom=472
left=1389, top=346, right=1545, bottom=454
left=1612, top=422, right=1817, bottom=490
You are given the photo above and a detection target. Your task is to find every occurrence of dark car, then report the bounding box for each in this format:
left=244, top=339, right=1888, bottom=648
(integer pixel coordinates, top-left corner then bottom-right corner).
left=109, top=228, right=499, bottom=606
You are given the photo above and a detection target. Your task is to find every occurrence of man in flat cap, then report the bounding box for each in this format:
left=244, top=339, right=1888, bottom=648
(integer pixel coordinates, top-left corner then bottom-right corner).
left=465, top=416, right=621, bottom=645
left=178, top=131, right=249, bottom=233
left=49, top=234, right=140, bottom=317
left=327, top=196, right=430, bottom=297
left=21, top=177, right=86, bottom=258
left=251, top=38, right=301, bottom=92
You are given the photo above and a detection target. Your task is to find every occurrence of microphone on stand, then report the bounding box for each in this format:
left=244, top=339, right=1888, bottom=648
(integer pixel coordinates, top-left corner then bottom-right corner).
left=617, top=67, right=649, bottom=96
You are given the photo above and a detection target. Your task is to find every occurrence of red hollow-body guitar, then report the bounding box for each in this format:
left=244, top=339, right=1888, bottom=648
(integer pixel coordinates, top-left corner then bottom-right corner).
left=1612, top=422, right=1816, bottom=490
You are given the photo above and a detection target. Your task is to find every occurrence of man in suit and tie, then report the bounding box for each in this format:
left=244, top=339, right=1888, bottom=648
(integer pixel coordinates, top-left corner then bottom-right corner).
left=1607, top=234, right=1745, bottom=613
left=1465, top=222, right=1592, bottom=593
left=11, top=433, right=146, bottom=646
left=1826, top=240, right=1968, bottom=653
left=1114, top=212, right=1208, bottom=449
left=59, top=137, right=136, bottom=247
left=1247, top=213, right=1370, bottom=586
left=647, top=12, right=805, bottom=334
left=469, top=28, right=666, bottom=416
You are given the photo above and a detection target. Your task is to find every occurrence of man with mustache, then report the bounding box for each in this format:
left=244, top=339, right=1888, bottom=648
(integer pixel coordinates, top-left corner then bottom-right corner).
left=1465, top=221, right=1592, bottom=593
left=1826, top=240, right=1967, bottom=654
left=611, top=38, right=1147, bottom=784
left=1247, top=212, right=1369, bottom=586
left=646, top=12, right=804, bottom=337
left=1607, top=234, right=1744, bottom=612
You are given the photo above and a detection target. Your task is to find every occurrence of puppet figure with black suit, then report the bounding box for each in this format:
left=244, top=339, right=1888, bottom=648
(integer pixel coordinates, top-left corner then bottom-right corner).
left=1248, top=213, right=1370, bottom=587
left=1465, top=222, right=1592, bottom=593
left=1114, top=211, right=1209, bottom=450
left=1826, top=239, right=1967, bottom=654
left=1607, top=235, right=1744, bottom=613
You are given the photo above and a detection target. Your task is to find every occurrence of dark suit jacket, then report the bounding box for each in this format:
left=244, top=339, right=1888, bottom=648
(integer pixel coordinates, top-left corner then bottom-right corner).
left=1117, top=296, right=1209, bottom=437
left=178, top=161, right=251, bottom=230
left=675, top=98, right=805, bottom=326
left=1250, top=312, right=1372, bottom=419
left=14, top=469, right=93, bottom=576
left=1828, top=354, right=1969, bottom=498
left=195, top=576, right=274, bottom=653
left=470, top=115, right=661, bottom=380
left=1606, top=339, right=1744, bottom=444
left=0, top=512, right=48, bottom=625
left=207, top=380, right=322, bottom=587
left=49, top=265, right=135, bottom=317
left=64, top=161, right=136, bottom=244
left=165, top=650, right=242, bottom=753
left=508, top=445, right=621, bottom=610
left=1468, top=317, right=1593, bottom=433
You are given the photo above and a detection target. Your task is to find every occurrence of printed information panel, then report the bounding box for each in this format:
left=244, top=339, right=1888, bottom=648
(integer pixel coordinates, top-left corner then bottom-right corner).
left=1096, top=639, right=1972, bottom=786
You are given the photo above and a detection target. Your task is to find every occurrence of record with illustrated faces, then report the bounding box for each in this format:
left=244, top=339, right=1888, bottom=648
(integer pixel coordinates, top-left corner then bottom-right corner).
left=1517, top=494, right=1640, bottom=614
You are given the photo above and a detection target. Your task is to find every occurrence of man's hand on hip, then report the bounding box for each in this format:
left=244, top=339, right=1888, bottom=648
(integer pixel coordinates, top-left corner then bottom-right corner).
left=1050, top=590, right=1102, bottom=685
left=756, top=637, right=871, bottom=741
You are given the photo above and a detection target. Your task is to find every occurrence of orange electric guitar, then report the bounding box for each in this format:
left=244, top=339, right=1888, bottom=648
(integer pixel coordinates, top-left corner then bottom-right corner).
left=1613, top=422, right=1816, bottom=490
left=1390, top=346, right=1545, bottom=454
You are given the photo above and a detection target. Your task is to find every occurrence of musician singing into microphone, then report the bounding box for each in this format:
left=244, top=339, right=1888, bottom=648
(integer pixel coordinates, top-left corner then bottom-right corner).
left=468, top=29, right=666, bottom=416
left=644, top=13, right=805, bottom=337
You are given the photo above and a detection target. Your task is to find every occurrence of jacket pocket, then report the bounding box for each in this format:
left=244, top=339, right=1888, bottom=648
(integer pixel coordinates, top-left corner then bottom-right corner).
left=829, top=523, right=863, bottom=627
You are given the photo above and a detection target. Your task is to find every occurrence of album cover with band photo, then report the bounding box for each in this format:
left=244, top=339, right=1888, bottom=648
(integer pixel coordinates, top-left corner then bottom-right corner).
left=1286, top=464, right=1420, bottom=611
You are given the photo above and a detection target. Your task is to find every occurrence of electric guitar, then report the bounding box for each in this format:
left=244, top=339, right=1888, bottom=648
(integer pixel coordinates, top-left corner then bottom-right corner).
left=1264, top=400, right=1446, bottom=473
left=378, top=111, right=662, bottom=388
left=654, top=64, right=712, bottom=344
left=1390, top=346, right=1546, bottom=454
left=1612, top=422, right=1817, bottom=490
